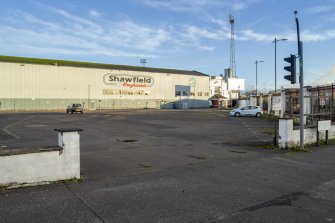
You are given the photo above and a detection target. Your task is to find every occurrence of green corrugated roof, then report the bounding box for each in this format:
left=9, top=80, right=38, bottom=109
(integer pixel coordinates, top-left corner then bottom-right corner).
left=0, top=55, right=209, bottom=77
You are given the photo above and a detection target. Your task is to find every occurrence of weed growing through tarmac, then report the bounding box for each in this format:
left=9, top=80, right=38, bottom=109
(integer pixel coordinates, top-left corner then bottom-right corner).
left=256, top=143, right=314, bottom=155
left=0, top=177, right=83, bottom=191
left=285, top=138, right=335, bottom=155
left=61, top=177, right=83, bottom=184
left=262, top=114, right=277, bottom=121
left=137, top=163, right=153, bottom=169
left=256, top=144, right=277, bottom=150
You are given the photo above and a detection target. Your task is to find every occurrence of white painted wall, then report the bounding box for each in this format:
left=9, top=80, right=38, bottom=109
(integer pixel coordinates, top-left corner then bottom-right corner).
left=0, top=130, right=80, bottom=187
left=279, top=119, right=335, bottom=149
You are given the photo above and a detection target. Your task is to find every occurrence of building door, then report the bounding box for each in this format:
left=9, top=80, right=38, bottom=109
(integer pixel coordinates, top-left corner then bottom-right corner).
left=156, top=100, right=162, bottom=109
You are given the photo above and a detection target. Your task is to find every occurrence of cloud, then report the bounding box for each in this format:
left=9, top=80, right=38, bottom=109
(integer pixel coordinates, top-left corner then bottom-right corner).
left=0, top=4, right=171, bottom=58
left=0, top=3, right=233, bottom=57
left=140, top=0, right=261, bottom=12
left=88, top=10, right=101, bottom=18
left=109, top=21, right=171, bottom=51
left=183, top=25, right=228, bottom=40
left=306, top=5, right=335, bottom=14
left=140, top=0, right=218, bottom=12
left=173, top=25, right=231, bottom=51
left=301, top=30, right=335, bottom=42
left=229, top=0, right=262, bottom=10
left=239, top=29, right=275, bottom=42
left=205, top=16, right=230, bottom=32
left=305, top=66, right=335, bottom=86
left=237, top=29, right=335, bottom=42
left=1, top=1, right=334, bottom=63
left=38, top=3, right=104, bottom=33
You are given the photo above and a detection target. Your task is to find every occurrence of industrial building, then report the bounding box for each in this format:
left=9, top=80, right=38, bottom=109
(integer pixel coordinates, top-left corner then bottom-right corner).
left=209, top=68, right=245, bottom=108
left=0, top=56, right=210, bottom=111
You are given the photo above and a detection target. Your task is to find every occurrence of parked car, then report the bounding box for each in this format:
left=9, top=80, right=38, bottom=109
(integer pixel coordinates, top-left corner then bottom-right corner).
left=66, top=104, right=83, bottom=114
left=230, top=106, right=263, bottom=118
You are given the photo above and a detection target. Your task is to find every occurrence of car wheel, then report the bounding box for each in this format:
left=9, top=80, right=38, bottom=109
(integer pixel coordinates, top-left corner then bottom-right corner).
left=256, top=112, right=262, bottom=118
left=80, top=111, right=83, bottom=114
left=235, top=112, right=240, bottom=117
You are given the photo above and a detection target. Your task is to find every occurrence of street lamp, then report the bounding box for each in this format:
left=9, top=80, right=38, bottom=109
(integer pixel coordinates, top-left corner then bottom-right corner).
left=272, top=38, right=287, bottom=93
left=272, top=38, right=287, bottom=146
left=255, top=60, right=264, bottom=105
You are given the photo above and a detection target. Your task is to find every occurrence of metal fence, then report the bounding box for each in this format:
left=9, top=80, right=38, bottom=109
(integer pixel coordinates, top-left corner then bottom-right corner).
left=284, top=84, right=335, bottom=126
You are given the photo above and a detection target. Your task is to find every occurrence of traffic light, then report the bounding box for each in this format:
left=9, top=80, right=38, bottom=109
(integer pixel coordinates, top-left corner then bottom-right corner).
left=284, top=54, right=296, bottom=84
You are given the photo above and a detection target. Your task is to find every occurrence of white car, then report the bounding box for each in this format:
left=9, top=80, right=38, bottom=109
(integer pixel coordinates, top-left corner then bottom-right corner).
left=230, top=106, right=263, bottom=118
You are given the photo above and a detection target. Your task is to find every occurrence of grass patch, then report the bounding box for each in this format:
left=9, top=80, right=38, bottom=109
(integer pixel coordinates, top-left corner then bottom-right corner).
left=285, top=147, right=313, bottom=156
left=318, top=138, right=335, bottom=145
left=60, top=177, right=83, bottom=184
left=256, top=144, right=277, bottom=150
left=261, top=114, right=278, bottom=121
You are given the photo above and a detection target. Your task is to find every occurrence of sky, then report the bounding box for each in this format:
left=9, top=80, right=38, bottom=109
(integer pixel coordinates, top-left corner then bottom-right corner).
left=1, top=0, right=335, bottom=92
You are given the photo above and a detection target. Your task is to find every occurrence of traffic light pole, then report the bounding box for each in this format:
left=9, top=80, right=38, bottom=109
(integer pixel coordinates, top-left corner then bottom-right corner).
left=295, top=11, right=304, bottom=149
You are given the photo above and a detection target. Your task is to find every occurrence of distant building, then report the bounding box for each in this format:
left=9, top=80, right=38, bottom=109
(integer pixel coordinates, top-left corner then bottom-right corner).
left=0, top=55, right=210, bottom=111
left=209, top=69, right=245, bottom=107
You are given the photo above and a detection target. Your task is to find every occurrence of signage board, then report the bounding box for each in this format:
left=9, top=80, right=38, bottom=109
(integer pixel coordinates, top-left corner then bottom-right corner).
left=103, top=74, right=154, bottom=88
left=272, top=96, right=281, bottom=112
left=318, top=120, right=331, bottom=131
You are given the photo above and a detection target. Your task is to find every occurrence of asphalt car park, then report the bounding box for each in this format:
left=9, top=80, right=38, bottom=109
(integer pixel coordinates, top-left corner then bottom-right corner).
left=1, top=110, right=335, bottom=223
left=0, top=109, right=275, bottom=178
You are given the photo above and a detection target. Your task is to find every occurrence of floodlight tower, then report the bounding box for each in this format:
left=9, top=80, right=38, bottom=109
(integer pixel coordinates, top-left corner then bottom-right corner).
left=229, top=14, right=236, bottom=78
left=140, top=58, right=147, bottom=67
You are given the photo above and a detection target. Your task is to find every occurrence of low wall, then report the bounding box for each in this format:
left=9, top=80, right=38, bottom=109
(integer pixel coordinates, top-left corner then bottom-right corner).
left=278, top=119, right=335, bottom=149
left=0, top=128, right=82, bottom=188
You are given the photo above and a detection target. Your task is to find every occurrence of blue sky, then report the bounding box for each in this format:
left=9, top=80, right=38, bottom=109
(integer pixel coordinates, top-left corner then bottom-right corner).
left=1, top=0, right=335, bottom=92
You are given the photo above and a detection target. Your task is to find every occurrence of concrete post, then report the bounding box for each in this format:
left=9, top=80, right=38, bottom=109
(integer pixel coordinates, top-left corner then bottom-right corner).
left=269, top=94, right=273, bottom=114
left=278, top=119, right=293, bottom=149
left=280, top=89, right=286, bottom=118
left=54, top=128, right=83, bottom=179
left=303, top=87, right=310, bottom=125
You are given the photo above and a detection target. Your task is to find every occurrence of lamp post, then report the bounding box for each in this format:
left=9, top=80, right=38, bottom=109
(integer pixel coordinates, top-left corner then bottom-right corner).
left=272, top=38, right=287, bottom=145
left=255, top=60, right=264, bottom=105
left=273, top=38, right=287, bottom=94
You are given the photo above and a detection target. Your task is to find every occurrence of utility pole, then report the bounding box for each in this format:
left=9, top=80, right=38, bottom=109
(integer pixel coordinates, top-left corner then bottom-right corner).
left=273, top=38, right=287, bottom=145
left=255, top=60, right=264, bottom=106
left=295, top=11, right=304, bottom=149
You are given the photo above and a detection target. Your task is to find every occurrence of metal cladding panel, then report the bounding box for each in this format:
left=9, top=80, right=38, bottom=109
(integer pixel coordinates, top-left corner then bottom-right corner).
left=0, top=62, right=210, bottom=101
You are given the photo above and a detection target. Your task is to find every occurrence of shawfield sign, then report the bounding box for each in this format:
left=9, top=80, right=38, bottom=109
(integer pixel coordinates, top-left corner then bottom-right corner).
left=104, top=74, right=154, bottom=88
